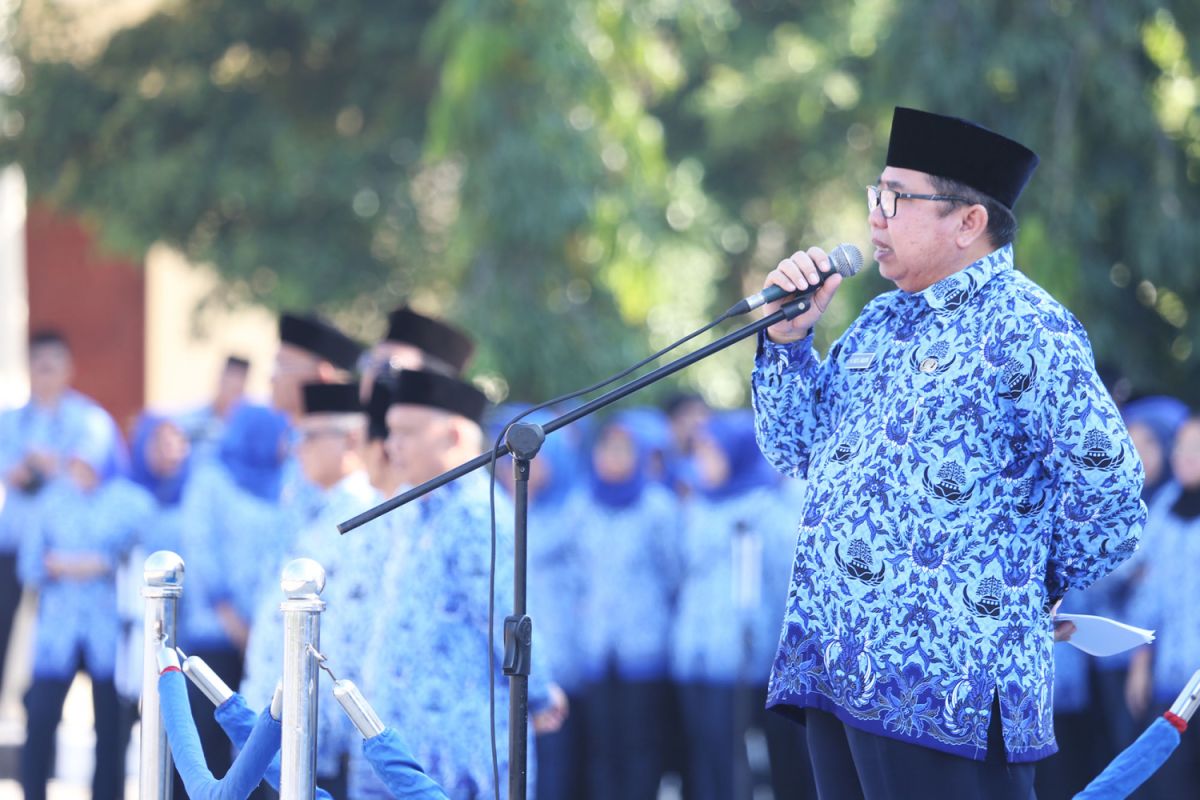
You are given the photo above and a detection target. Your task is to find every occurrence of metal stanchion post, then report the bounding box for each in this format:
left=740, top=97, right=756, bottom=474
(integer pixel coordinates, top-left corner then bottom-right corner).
left=140, top=550, right=185, bottom=800
left=279, top=558, right=327, bottom=800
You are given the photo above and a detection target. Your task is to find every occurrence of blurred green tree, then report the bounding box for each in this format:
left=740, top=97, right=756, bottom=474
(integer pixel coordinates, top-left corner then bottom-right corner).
left=4, top=0, right=1198, bottom=403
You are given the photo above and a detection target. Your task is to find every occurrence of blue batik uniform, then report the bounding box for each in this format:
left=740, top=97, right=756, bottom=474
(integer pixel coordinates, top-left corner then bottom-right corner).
left=179, top=462, right=291, bottom=652
left=1128, top=484, right=1200, bottom=703
left=751, top=245, right=1145, bottom=762
left=0, top=390, right=118, bottom=555
left=241, top=470, right=382, bottom=779
left=19, top=476, right=153, bottom=680
left=672, top=485, right=795, bottom=686
left=360, top=471, right=552, bottom=799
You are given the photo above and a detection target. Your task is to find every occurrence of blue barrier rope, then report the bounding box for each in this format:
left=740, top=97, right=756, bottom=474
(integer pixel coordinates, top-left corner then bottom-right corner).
left=212, top=693, right=336, bottom=800
left=158, top=670, right=282, bottom=800
left=362, top=728, right=449, bottom=799
left=1075, top=716, right=1182, bottom=799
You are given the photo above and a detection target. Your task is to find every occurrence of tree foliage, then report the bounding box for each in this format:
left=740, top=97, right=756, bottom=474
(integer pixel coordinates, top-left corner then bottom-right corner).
left=4, top=0, right=1198, bottom=403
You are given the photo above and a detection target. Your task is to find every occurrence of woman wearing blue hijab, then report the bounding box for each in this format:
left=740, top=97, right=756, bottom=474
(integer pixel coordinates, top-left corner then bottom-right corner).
left=671, top=409, right=815, bottom=800
left=175, top=402, right=290, bottom=794
left=115, top=414, right=193, bottom=768
left=572, top=408, right=681, bottom=800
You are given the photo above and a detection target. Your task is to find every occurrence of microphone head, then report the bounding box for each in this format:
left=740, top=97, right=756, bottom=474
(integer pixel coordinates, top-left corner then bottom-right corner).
left=830, top=243, right=864, bottom=278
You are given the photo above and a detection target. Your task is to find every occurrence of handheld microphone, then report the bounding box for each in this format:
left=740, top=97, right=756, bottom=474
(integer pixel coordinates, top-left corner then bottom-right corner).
left=725, top=243, right=863, bottom=317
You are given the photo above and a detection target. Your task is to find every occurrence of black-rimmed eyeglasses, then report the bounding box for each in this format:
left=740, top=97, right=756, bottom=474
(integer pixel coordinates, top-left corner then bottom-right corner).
left=867, top=185, right=971, bottom=219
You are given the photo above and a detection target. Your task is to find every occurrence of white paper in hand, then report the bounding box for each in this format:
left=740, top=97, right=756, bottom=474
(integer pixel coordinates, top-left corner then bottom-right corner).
left=1056, top=613, right=1155, bottom=657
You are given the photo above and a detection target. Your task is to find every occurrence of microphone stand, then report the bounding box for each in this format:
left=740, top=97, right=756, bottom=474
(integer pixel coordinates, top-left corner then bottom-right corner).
left=338, top=296, right=814, bottom=800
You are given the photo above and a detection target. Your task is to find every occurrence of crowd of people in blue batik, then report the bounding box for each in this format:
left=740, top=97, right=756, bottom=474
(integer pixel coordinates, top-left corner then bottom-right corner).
left=0, top=316, right=1198, bottom=800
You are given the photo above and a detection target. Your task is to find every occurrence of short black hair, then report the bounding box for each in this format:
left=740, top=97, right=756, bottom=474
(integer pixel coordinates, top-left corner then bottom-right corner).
left=29, top=329, right=70, bottom=354
left=929, top=175, right=1018, bottom=248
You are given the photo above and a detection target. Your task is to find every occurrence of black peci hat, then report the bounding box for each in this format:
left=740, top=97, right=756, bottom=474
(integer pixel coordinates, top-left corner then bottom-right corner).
left=279, top=313, right=364, bottom=372
left=301, top=382, right=362, bottom=415
left=885, top=107, right=1039, bottom=210
left=385, top=307, right=475, bottom=374
left=390, top=369, right=488, bottom=424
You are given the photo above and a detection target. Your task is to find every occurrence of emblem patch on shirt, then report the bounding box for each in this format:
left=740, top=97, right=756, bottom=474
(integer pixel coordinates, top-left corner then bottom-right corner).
left=919, top=357, right=939, bottom=373
left=846, top=351, right=876, bottom=370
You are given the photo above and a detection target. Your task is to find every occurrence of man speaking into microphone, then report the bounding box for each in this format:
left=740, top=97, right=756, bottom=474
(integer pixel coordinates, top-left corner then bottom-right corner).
left=749, top=107, right=1147, bottom=798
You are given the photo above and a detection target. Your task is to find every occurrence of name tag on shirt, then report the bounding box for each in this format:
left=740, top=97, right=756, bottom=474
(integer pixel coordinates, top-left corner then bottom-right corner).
left=846, top=351, right=876, bottom=370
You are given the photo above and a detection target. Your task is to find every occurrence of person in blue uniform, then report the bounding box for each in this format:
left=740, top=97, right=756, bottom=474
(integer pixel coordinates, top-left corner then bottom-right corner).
left=0, top=330, right=121, bottom=699
left=1125, top=414, right=1200, bottom=798
left=176, top=402, right=290, bottom=794
left=19, top=424, right=152, bottom=800
left=571, top=408, right=680, bottom=800
left=177, top=354, right=250, bottom=463
left=672, top=409, right=814, bottom=800
left=115, top=414, right=192, bottom=783
left=358, top=369, right=565, bottom=800
left=750, top=107, right=1145, bottom=798
left=238, top=383, right=382, bottom=798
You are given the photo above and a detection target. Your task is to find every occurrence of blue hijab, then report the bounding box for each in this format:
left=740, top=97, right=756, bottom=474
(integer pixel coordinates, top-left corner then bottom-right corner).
left=695, top=409, right=779, bottom=501
left=587, top=408, right=669, bottom=509
left=129, top=413, right=190, bottom=507
left=218, top=403, right=289, bottom=502
left=1124, top=395, right=1190, bottom=498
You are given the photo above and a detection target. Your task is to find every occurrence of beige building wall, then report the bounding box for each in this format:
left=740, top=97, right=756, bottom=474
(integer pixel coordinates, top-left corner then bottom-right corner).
left=144, top=245, right=276, bottom=413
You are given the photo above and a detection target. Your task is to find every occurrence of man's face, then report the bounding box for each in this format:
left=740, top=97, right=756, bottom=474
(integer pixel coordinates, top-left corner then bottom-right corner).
left=869, top=166, right=968, bottom=293
left=272, top=344, right=322, bottom=417
left=295, top=414, right=355, bottom=489
left=29, top=343, right=73, bottom=402
left=385, top=404, right=454, bottom=486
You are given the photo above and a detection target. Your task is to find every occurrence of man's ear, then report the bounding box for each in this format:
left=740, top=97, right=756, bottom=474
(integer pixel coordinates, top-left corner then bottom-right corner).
left=956, top=204, right=990, bottom=249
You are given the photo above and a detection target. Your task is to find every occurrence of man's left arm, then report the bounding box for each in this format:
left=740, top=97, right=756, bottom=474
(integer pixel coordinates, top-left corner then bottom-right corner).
left=1020, top=316, right=1147, bottom=602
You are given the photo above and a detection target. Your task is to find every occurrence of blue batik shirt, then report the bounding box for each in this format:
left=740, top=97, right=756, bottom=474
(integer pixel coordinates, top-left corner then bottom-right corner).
left=672, top=485, right=799, bottom=686
left=359, top=472, right=552, bottom=800
left=0, top=391, right=118, bottom=553
left=240, top=470, right=382, bottom=778
left=751, top=245, right=1145, bottom=762
left=19, top=476, right=154, bottom=680
left=178, top=461, right=292, bottom=651
left=572, top=483, right=681, bottom=683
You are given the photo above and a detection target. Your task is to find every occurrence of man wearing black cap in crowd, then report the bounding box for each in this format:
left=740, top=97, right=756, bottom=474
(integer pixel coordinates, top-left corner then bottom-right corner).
left=749, top=108, right=1146, bottom=798
left=241, top=382, right=384, bottom=799
left=353, top=369, right=567, bottom=799
left=273, top=312, right=364, bottom=420
left=360, top=307, right=475, bottom=497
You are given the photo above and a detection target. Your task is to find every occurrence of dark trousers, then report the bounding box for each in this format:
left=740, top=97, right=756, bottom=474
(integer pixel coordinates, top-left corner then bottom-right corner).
left=1034, top=709, right=1103, bottom=800
left=22, top=672, right=123, bottom=800
left=583, top=673, right=667, bottom=800
left=803, top=701, right=1036, bottom=800
left=0, top=553, right=21, bottom=693
left=755, top=691, right=818, bottom=799
left=536, top=690, right=588, bottom=800
left=172, top=645, right=244, bottom=799
left=678, top=683, right=741, bottom=800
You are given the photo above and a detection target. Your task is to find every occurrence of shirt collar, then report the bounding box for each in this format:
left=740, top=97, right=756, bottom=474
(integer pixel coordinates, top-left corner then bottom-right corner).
left=916, top=244, right=1013, bottom=312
